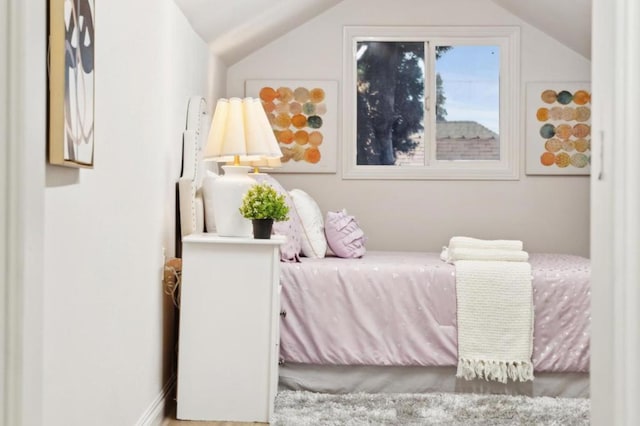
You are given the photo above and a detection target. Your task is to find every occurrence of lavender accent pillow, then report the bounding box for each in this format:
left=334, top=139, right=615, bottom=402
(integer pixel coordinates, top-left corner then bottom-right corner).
left=252, top=174, right=302, bottom=262
left=324, top=209, right=366, bottom=258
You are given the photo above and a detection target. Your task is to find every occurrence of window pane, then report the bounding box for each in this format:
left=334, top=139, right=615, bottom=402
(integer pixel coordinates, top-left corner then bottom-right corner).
left=356, top=41, right=425, bottom=166
left=435, top=45, right=500, bottom=161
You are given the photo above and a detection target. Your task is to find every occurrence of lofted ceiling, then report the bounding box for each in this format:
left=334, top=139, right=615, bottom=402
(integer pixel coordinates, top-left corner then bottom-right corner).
left=492, top=0, right=591, bottom=59
left=173, top=0, right=344, bottom=65
left=174, top=0, right=592, bottom=65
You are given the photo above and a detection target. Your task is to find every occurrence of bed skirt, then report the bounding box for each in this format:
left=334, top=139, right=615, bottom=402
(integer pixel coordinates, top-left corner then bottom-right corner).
left=278, top=364, right=589, bottom=398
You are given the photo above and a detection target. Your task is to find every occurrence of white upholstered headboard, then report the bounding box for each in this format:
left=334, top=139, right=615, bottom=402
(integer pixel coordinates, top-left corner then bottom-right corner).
left=178, top=96, right=214, bottom=239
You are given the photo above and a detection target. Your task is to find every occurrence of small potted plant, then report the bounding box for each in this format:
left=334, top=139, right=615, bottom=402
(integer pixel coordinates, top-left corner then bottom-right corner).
left=239, top=182, right=289, bottom=239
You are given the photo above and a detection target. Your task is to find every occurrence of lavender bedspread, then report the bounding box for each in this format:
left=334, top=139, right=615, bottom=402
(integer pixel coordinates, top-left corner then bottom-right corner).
left=279, top=252, right=590, bottom=373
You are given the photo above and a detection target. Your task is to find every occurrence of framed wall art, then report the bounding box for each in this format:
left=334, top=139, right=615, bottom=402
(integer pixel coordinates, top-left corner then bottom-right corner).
left=525, top=82, right=591, bottom=175
left=48, top=0, right=95, bottom=168
left=245, top=79, right=338, bottom=173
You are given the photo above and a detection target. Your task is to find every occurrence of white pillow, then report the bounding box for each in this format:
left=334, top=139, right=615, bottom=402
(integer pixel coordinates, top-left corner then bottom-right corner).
left=201, top=171, right=218, bottom=233
left=289, top=189, right=327, bottom=258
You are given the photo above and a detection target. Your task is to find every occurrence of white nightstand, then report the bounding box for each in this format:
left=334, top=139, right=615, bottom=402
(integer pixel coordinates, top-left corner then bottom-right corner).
left=176, top=233, right=285, bottom=423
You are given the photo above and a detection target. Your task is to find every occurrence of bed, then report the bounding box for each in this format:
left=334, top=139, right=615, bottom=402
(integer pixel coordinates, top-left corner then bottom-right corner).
left=277, top=251, right=590, bottom=397
left=177, top=96, right=590, bottom=398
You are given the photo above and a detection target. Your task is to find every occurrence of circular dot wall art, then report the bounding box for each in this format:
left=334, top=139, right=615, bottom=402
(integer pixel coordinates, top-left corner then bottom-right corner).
left=525, top=82, right=591, bottom=175
left=245, top=80, right=338, bottom=173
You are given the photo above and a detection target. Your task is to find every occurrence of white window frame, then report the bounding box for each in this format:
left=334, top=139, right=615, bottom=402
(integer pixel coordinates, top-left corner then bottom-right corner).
left=342, top=26, right=521, bottom=180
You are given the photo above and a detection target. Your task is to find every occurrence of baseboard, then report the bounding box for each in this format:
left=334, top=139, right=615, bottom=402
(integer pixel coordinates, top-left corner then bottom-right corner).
left=135, top=374, right=176, bottom=426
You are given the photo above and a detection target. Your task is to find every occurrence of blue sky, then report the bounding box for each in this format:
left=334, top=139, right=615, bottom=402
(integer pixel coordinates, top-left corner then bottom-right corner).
left=435, top=45, right=500, bottom=133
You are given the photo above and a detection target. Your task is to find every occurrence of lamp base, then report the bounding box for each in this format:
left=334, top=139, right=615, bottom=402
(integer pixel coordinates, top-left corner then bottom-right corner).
left=211, top=165, right=255, bottom=237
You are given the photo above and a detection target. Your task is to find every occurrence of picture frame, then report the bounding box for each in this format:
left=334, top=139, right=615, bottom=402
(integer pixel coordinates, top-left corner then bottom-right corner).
left=245, top=79, right=338, bottom=173
left=525, top=82, right=591, bottom=176
left=48, top=0, right=95, bottom=168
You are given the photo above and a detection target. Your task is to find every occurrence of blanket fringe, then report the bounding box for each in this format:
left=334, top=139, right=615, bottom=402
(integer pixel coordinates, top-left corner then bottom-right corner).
left=456, top=358, right=534, bottom=383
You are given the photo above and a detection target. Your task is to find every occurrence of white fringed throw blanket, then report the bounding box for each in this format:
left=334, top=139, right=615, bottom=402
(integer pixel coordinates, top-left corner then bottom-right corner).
left=455, top=259, right=534, bottom=383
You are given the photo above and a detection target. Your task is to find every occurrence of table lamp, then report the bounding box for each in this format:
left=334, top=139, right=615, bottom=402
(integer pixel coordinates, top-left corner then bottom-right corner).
left=203, top=97, right=283, bottom=237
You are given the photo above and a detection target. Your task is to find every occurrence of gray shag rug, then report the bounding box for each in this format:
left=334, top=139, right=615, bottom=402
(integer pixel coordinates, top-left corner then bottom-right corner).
left=273, top=390, right=590, bottom=425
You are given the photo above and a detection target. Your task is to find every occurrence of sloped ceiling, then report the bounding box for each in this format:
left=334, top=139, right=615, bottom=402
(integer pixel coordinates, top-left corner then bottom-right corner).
left=492, top=0, right=591, bottom=58
left=174, top=0, right=591, bottom=65
left=173, top=0, right=344, bottom=65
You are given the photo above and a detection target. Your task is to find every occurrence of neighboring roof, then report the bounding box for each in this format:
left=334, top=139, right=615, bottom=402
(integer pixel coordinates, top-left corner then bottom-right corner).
left=436, top=121, right=498, bottom=140
left=174, top=0, right=591, bottom=65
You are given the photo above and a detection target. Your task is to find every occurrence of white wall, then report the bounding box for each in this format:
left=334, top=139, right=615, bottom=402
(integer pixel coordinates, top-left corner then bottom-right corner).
left=1, top=0, right=9, bottom=420
left=42, top=1, right=208, bottom=425
left=3, top=1, right=47, bottom=424
left=590, top=0, right=640, bottom=423
left=227, top=0, right=591, bottom=256
left=209, top=53, right=228, bottom=103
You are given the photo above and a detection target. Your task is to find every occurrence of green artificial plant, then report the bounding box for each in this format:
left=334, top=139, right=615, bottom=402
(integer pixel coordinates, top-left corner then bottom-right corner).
left=239, top=182, right=289, bottom=222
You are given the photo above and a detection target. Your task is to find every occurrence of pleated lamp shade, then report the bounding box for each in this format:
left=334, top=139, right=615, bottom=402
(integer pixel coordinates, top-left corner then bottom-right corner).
left=204, top=97, right=283, bottom=164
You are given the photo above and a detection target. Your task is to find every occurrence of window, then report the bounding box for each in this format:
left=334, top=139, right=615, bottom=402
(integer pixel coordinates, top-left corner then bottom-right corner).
left=343, top=26, right=520, bottom=180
